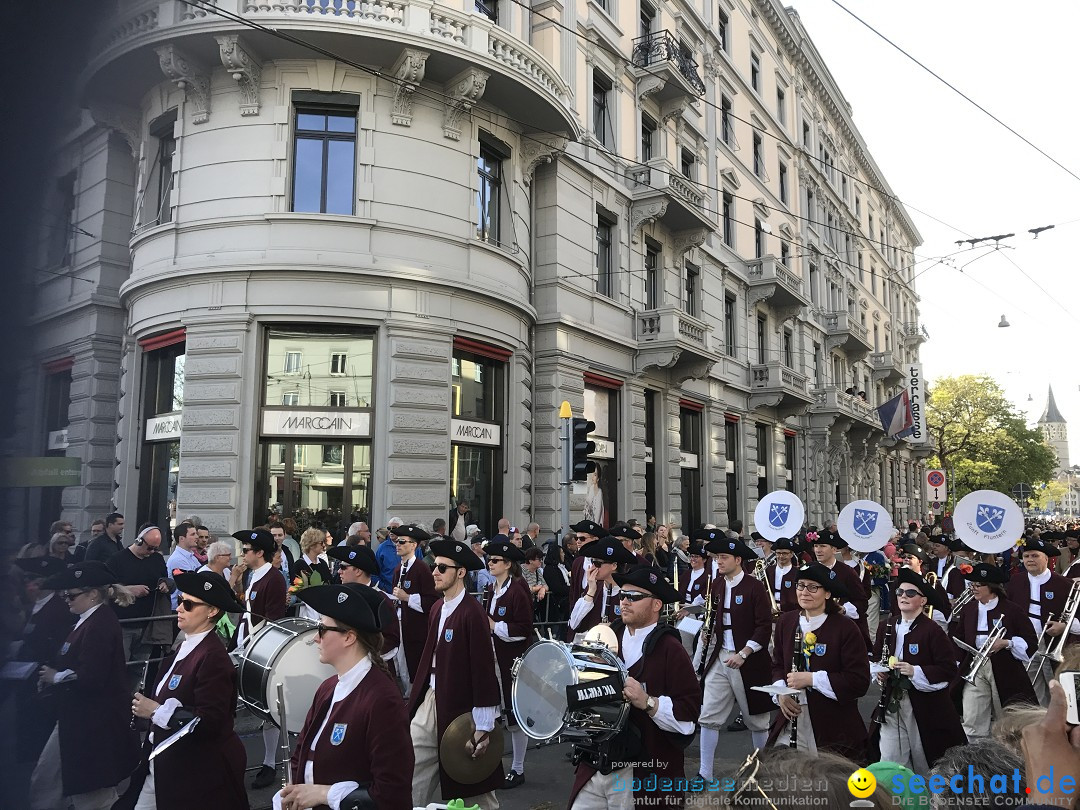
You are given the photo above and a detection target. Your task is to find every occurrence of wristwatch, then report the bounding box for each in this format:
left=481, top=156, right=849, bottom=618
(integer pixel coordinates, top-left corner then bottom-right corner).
left=645, top=696, right=657, bottom=714
left=737, top=650, right=749, bottom=660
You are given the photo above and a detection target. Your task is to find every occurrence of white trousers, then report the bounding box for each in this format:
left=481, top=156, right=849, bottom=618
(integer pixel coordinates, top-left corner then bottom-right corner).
left=962, top=661, right=1004, bottom=740
left=699, top=651, right=770, bottom=732
left=134, top=764, right=156, bottom=810
left=410, top=689, right=498, bottom=810
left=29, top=725, right=119, bottom=810
left=879, top=695, right=930, bottom=776
left=570, top=767, right=634, bottom=810
left=867, top=588, right=881, bottom=646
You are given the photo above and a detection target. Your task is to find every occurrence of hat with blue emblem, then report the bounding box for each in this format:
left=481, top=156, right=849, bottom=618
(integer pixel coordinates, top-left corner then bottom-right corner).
left=390, top=524, right=432, bottom=543
left=570, top=520, right=609, bottom=539
left=608, top=524, right=642, bottom=541
left=703, top=533, right=756, bottom=561
left=173, top=570, right=244, bottom=614
left=577, top=539, right=637, bottom=565
left=812, top=529, right=848, bottom=550
left=429, top=539, right=486, bottom=571
left=299, top=584, right=380, bottom=633
left=612, top=564, right=680, bottom=603
left=963, top=562, right=1008, bottom=585
left=15, top=556, right=68, bottom=580
left=483, top=538, right=525, bottom=562
left=895, top=567, right=944, bottom=614
left=42, top=561, right=116, bottom=591
left=231, top=528, right=276, bottom=558
left=794, top=562, right=848, bottom=602
left=771, top=537, right=797, bottom=552
left=327, top=544, right=379, bottom=575
left=1020, top=538, right=1061, bottom=558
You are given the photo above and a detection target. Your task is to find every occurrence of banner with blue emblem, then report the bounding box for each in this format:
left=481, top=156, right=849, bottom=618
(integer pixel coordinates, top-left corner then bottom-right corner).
left=953, top=490, right=1024, bottom=555
left=837, top=499, right=894, bottom=552
left=753, top=490, right=805, bottom=542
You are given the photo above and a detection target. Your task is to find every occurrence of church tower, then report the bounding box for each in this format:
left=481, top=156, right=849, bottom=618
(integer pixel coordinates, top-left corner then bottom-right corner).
left=1039, top=385, right=1069, bottom=472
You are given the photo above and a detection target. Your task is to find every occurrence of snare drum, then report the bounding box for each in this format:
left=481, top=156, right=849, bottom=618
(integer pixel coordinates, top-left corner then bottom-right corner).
left=237, top=618, right=336, bottom=734
left=511, top=639, right=628, bottom=741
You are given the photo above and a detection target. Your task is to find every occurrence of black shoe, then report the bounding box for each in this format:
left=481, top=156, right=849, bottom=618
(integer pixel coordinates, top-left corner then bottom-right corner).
left=726, top=715, right=746, bottom=732
left=504, top=770, right=525, bottom=789
left=251, top=765, right=277, bottom=789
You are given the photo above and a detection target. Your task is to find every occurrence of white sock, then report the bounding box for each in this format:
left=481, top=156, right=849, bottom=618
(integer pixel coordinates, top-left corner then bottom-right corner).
left=751, top=729, right=769, bottom=750
left=262, top=725, right=279, bottom=768
left=699, top=726, right=720, bottom=781
left=511, top=728, right=528, bottom=773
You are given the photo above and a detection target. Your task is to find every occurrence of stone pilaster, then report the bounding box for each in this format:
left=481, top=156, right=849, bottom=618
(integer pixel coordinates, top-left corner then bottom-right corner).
left=626, top=381, right=648, bottom=522
left=663, top=391, right=682, bottom=529
left=708, top=396, right=728, bottom=522
left=508, top=349, right=534, bottom=523
left=531, top=352, right=586, bottom=534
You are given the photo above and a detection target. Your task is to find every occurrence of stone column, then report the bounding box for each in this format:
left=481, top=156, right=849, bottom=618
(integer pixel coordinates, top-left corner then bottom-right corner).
left=663, top=390, right=683, bottom=529
left=530, top=354, right=586, bottom=534
left=508, top=349, right=534, bottom=524
left=626, top=381, right=648, bottom=523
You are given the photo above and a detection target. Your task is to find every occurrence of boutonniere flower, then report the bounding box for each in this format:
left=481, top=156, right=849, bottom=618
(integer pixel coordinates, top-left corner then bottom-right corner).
left=959, top=564, right=973, bottom=574
left=805, top=531, right=819, bottom=543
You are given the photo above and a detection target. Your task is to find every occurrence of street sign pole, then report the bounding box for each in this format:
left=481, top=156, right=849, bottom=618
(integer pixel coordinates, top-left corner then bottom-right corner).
left=559, top=401, right=572, bottom=537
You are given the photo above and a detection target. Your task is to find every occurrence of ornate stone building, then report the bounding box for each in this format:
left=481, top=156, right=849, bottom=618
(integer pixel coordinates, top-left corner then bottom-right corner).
left=15, top=0, right=927, bottom=542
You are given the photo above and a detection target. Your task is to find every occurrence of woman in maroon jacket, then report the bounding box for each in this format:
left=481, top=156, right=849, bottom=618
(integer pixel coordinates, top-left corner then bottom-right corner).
left=276, top=583, right=414, bottom=810
left=128, top=571, right=249, bottom=809
left=30, top=561, right=139, bottom=810
left=481, top=538, right=534, bottom=789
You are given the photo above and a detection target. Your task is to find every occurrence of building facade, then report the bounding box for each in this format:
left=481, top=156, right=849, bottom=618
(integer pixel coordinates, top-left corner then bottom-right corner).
left=15, top=0, right=929, bottom=543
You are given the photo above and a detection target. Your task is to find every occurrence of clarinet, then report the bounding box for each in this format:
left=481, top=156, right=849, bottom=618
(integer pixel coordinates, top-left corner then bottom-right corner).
left=789, top=624, right=802, bottom=748
left=869, top=621, right=894, bottom=745
left=131, top=658, right=151, bottom=731
left=276, top=682, right=292, bottom=789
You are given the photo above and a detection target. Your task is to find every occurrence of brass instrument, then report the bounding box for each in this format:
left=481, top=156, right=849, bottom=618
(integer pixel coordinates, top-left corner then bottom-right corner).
left=1028, top=579, right=1080, bottom=678
left=923, top=572, right=938, bottom=618
left=695, top=566, right=715, bottom=680
left=950, top=587, right=975, bottom=619
left=753, top=556, right=780, bottom=616
left=962, top=616, right=1006, bottom=685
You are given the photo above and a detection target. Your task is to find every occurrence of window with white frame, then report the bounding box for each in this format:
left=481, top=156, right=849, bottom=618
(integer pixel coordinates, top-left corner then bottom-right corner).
left=330, top=351, right=347, bottom=376
left=596, top=211, right=615, bottom=298
left=284, top=351, right=302, bottom=374
left=593, top=72, right=614, bottom=147
left=750, top=51, right=761, bottom=92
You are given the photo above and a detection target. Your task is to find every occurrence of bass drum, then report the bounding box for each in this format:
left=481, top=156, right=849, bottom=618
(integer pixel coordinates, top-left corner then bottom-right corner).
left=510, top=639, right=628, bottom=742
left=237, top=618, right=335, bottom=733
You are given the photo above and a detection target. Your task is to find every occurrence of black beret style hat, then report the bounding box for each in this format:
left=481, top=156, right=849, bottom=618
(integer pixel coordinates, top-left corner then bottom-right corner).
left=429, top=539, right=486, bottom=571
left=483, top=539, right=525, bottom=562
left=895, top=567, right=944, bottom=614
left=577, top=539, right=638, bottom=566
left=771, top=537, right=797, bottom=552
left=570, top=520, right=609, bottom=539
left=327, top=545, right=379, bottom=575
left=42, top=560, right=115, bottom=591
left=299, top=584, right=379, bottom=633
left=232, top=529, right=276, bottom=558
left=813, top=529, right=848, bottom=550
left=613, top=564, right=680, bottom=604
left=174, top=571, right=245, bottom=614
left=390, top=524, right=431, bottom=543
left=963, top=561, right=1009, bottom=585
left=704, top=536, right=757, bottom=561
left=901, top=544, right=932, bottom=565
left=687, top=541, right=707, bottom=557
left=1020, top=538, right=1061, bottom=558
left=608, top=525, right=642, bottom=541
left=794, top=562, right=848, bottom=602
left=15, top=556, right=68, bottom=579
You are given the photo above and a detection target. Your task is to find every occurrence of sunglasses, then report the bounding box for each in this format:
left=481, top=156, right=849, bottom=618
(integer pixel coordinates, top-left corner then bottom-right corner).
left=434, top=563, right=461, bottom=574
left=590, top=559, right=612, bottom=567
left=895, top=588, right=925, bottom=599
left=794, top=582, right=822, bottom=593
left=488, top=558, right=506, bottom=565
left=316, top=623, right=350, bottom=639
left=62, top=590, right=88, bottom=600
left=242, top=547, right=254, bottom=554
left=393, top=539, right=414, bottom=546
left=178, top=598, right=210, bottom=611
left=619, top=591, right=653, bottom=603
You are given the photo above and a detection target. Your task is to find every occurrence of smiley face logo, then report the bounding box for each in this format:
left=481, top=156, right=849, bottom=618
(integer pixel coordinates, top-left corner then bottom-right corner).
left=848, top=768, right=876, bottom=799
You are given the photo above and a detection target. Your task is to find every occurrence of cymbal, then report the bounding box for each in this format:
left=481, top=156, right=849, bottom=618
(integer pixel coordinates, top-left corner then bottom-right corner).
left=583, top=622, right=619, bottom=651
left=439, top=713, right=504, bottom=785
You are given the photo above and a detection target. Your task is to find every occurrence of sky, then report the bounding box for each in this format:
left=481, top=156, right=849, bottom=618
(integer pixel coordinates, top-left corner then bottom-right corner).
left=787, top=0, right=1080, bottom=460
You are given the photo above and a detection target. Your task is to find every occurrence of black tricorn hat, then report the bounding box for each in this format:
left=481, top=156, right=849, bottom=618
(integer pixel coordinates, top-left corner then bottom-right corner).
left=327, top=545, right=379, bottom=575
left=42, top=561, right=115, bottom=591
left=429, top=539, right=485, bottom=571
left=613, top=564, right=680, bottom=604
left=570, top=520, right=609, bottom=539
left=231, top=529, right=276, bottom=558
left=390, top=524, right=431, bottom=542
left=794, top=562, right=848, bottom=602
left=299, top=584, right=379, bottom=633
left=895, top=567, right=944, bottom=615
left=483, top=539, right=525, bottom=562
left=15, top=556, right=68, bottom=580
left=174, top=571, right=244, bottom=614
left=578, top=539, right=637, bottom=566
left=963, top=562, right=1008, bottom=586
left=1020, top=538, right=1061, bottom=558
left=704, top=536, right=757, bottom=561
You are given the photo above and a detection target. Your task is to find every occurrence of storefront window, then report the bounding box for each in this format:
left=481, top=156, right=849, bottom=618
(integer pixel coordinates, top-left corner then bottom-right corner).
left=39, top=364, right=73, bottom=539
left=680, top=406, right=702, bottom=532
left=139, top=339, right=185, bottom=532
left=450, top=346, right=505, bottom=535
left=264, top=328, right=373, bottom=408
left=256, top=442, right=371, bottom=532
left=584, top=384, right=619, bottom=528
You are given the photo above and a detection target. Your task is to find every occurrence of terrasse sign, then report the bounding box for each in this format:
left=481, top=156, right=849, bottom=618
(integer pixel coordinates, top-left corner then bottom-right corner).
left=902, top=364, right=926, bottom=445
left=262, top=409, right=371, bottom=438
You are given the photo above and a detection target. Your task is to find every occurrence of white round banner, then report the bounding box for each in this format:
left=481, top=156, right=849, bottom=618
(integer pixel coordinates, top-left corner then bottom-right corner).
left=953, top=490, right=1025, bottom=554
left=836, top=499, right=894, bottom=552
left=753, top=490, right=805, bottom=542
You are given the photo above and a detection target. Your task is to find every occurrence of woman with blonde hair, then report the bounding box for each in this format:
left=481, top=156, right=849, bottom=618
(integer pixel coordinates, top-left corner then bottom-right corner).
left=295, top=527, right=334, bottom=622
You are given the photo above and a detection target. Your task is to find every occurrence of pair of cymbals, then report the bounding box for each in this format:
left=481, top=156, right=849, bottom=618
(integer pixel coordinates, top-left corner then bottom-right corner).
left=439, top=713, right=505, bottom=784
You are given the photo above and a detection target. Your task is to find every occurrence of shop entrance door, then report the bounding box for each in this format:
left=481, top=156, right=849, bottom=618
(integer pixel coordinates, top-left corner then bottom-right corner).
left=256, top=441, right=372, bottom=533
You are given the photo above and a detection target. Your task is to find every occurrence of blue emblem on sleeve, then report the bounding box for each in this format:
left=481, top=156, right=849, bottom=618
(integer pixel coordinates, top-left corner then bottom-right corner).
left=404, top=581, right=412, bottom=589
left=1046, top=592, right=1054, bottom=600
left=784, top=581, right=792, bottom=588
left=908, top=643, right=920, bottom=655
left=497, top=606, right=506, bottom=617
left=444, top=629, right=453, bottom=642
left=614, top=604, right=621, bottom=616
left=330, top=723, right=347, bottom=745
left=168, top=674, right=182, bottom=690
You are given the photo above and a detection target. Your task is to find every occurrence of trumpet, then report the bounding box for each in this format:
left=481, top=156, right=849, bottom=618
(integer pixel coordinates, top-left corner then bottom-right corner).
left=962, top=615, right=1006, bottom=685
left=1028, top=580, right=1080, bottom=678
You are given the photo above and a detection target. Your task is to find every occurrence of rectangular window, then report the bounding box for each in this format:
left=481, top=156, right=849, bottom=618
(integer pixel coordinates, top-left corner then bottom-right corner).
left=756, top=423, right=769, bottom=501
left=780, top=241, right=790, bottom=267
left=778, top=161, right=788, bottom=204
left=756, top=314, right=767, bottom=364
left=784, top=433, right=797, bottom=494
left=328, top=391, right=347, bottom=407
left=475, top=0, right=497, bottom=21
left=776, top=87, right=786, bottom=124
left=782, top=328, right=793, bottom=367
left=724, top=293, right=737, bottom=356
left=855, top=194, right=861, bottom=217
left=596, top=213, right=615, bottom=298
left=726, top=420, right=739, bottom=525
left=868, top=213, right=875, bottom=242
left=641, top=114, right=657, bottom=161
left=140, top=110, right=178, bottom=229
left=812, top=342, right=822, bottom=385
left=476, top=140, right=503, bottom=244
left=802, top=121, right=811, bottom=148
left=266, top=328, right=374, bottom=408
left=640, top=2, right=655, bottom=37
left=750, top=52, right=761, bottom=92
left=330, top=352, right=347, bottom=375
left=593, top=72, right=614, bottom=147
left=809, top=261, right=818, bottom=304
left=282, top=391, right=300, bottom=406
left=644, top=389, right=657, bottom=520
left=754, top=218, right=765, bottom=258
left=47, top=173, right=76, bottom=267
left=871, top=265, right=877, bottom=294
left=721, top=95, right=734, bottom=145
left=752, top=132, right=764, bottom=177
left=722, top=191, right=734, bottom=246
left=681, top=148, right=696, bottom=179
left=283, top=351, right=302, bottom=374
left=718, top=8, right=729, bottom=52
left=645, top=241, right=660, bottom=310
left=680, top=408, right=703, bottom=531
left=684, top=262, right=699, bottom=316
left=292, top=107, right=357, bottom=215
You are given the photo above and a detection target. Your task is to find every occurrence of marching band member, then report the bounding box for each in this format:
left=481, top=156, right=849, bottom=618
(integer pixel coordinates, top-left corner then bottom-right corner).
left=409, top=540, right=503, bottom=810
left=567, top=539, right=636, bottom=640
left=128, top=571, right=248, bottom=809
left=766, top=538, right=799, bottom=613
left=929, top=537, right=966, bottom=603
left=481, top=538, right=534, bottom=790
left=1005, top=537, right=1080, bottom=703
left=388, top=524, right=438, bottom=694
left=890, top=545, right=951, bottom=627
left=676, top=541, right=710, bottom=612
left=326, top=545, right=400, bottom=678
left=567, top=566, right=700, bottom=809
left=610, top=524, right=648, bottom=567
left=695, top=534, right=774, bottom=778
left=811, top=531, right=872, bottom=651
left=870, top=568, right=966, bottom=775
left=770, top=563, right=870, bottom=762
left=565, top=520, right=609, bottom=637
left=953, top=562, right=1037, bottom=740
left=274, top=583, right=414, bottom=810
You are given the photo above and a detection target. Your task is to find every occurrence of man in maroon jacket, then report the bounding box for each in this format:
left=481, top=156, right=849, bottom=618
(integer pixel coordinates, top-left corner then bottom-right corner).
left=813, top=530, right=872, bottom=652
left=766, top=538, right=799, bottom=613
left=567, top=565, right=700, bottom=809
left=566, top=520, right=609, bottom=624
left=695, top=533, right=774, bottom=779
left=389, top=523, right=438, bottom=695
left=409, top=539, right=502, bottom=810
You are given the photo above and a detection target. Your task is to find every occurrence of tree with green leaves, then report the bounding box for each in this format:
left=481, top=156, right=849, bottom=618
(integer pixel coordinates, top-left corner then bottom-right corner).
left=926, top=374, right=1058, bottom=505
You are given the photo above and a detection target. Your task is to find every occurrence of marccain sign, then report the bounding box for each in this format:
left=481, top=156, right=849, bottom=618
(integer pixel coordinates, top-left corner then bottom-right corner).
left=261, top=410, right=372, bottom=438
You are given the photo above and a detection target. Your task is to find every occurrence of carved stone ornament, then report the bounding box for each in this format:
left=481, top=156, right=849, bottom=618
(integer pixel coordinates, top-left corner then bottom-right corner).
left=156, top=44, right=212, bottom=124
left=672, top=228, right=707, bottom=258
left=631, top=200, right=668, bottom=232
left=661, top=98, right=691, bottom=126
left=390, top=48, right=429, bottom=127
left=703, top=50, right=722, bottom=81
left=442, top=67, right=488, bottom=140
left=216, top=35, right=262, bottom=116
left=520, top=133, right=567, bottom=186
left=88, top=101, right=141, bottom=157
left=637, top=74, right=666, bottom=101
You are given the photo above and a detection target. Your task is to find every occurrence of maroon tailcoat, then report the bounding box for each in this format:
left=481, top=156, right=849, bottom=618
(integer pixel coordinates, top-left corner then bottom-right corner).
left=21, top=592, right=75, bottom=663
left=770, top=610, right=870, bottom=763
left=871, top=614, right=967, bottom=767
left=1007, top=570, right=1078, bottom=648
left=681, top=564, right=711, bottom=606
left=483, top=577, right=533, bottom=720
left=702, top=574, right=774, bottom=716
left=50, top=605, right=138, bottom=794
left=16, top=593, right=75, bottom=763
left=408, top=591, right=503, bottom=799
left=368, top=584, right=400, bottom=673
left=566, top=581, right=622, bottom=640
left=932, top=558, right=967, bottom=601
left=952, top=596, right=1038, bottom=707
left=568, top=623, right=701, bottom=809
left=765, top=563, right=799, bottom=613
left=291, top=663, right=414, bottom=810
left=824, top=559, right=872, bottom=651
left=248, top=564, right=288, bottom=624
left=393, top=558, right=438, bottom=680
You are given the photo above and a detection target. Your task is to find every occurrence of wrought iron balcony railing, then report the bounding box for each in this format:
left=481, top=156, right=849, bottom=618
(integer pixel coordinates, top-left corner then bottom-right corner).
left=631, top=30, right=706, bottom=97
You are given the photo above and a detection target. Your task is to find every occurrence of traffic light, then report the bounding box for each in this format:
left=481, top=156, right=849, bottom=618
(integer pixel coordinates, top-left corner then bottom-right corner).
left=571, top=417, right=596, bottom=481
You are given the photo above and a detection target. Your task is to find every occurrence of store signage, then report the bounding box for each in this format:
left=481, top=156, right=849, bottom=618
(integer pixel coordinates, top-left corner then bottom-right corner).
left=47, top=429, right=69, bottom=450
left=644, top=446, right=654, bottom=463
left=902, top=364, right=926, bottom=444
left=679, top=451, right=698, bottom=469
left=262, top=409, right=371, bottom=438
left=0, top=456, right=81, bottom=488
left=145, top=413, right=182, bottom=442
left=451, top=418, right=501, bottom=447
left=588, top=437, right=616, bottom=459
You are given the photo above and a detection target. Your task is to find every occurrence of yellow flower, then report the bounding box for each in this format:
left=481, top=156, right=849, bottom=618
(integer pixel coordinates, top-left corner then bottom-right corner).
left=804, top=631, right=817, bottom=646
left=888, top=655, right=898, bottom=668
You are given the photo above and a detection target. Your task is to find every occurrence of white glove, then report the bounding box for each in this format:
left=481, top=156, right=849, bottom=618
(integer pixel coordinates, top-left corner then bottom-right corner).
left=842, top=601, right=859, bottom=620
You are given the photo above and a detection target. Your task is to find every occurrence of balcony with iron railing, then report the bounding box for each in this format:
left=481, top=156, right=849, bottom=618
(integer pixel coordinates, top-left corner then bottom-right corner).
left=629, top=30, right=706, bottom=103
left=634, top=305, right=719, bottom=380
left=869, top=350, right=905, bottom=384
left=901, top=321, right=930, bottom=345
left=627, top=158, right=713, bottom=234
left=824, top=310, right=873, bottom=361
left=749, top=361, right=813, bottom=414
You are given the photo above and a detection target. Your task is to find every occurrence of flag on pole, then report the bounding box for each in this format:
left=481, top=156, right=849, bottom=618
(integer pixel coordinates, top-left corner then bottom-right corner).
left=876, top=390, right=914, bottom=437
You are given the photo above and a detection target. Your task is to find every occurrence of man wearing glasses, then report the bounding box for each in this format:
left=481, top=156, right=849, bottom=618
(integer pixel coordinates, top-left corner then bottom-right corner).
left=106, top=523, right=171, bottom=665
left=390, top=524, right=438, bottom=695
left=566, top=537, right=637, bottom=641
left=409, top=539, right=502, bottom=810
left=811, top=529, right=873, bottom=651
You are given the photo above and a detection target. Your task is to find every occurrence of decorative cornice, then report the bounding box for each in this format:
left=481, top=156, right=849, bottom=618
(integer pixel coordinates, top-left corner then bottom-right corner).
left=88, top=101, right=141, bottom=157
left=521, top=133, right=567, bottom=186
left=216, top=35, right=261, bottom=116
left=661, top=98, right=691, bottom=126
left=156, top=44, right=212, bottom=124
left=442, top=67, right=488, bottom=140
left=390, top=48, right=429, bottom=127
